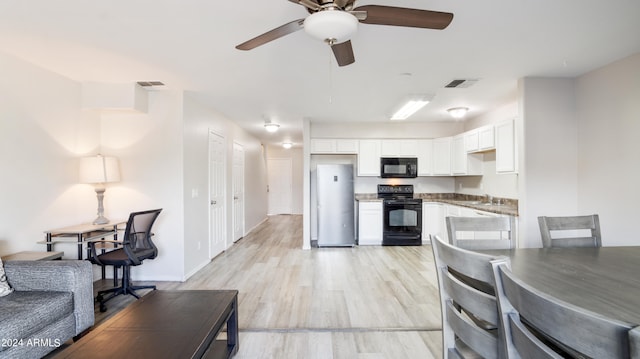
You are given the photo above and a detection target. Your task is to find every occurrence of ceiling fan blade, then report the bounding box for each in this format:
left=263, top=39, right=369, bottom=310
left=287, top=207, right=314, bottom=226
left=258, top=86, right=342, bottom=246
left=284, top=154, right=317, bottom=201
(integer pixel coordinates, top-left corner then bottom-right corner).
left=353, top=5, right=453, bottom=30
left=331, top=40, right=355, bottom=67
left=236, top=19, right=305, bottom=50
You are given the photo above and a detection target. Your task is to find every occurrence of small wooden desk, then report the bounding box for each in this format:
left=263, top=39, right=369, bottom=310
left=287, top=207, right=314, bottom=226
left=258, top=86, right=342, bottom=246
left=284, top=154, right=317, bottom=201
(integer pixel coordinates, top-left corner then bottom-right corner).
left=1, top=251, right=64, bottom=261
left=41, top=221, right=125, bottom=260
left=483, top=246, right=640, bottom=325
left=55, top=290, right=239, bottom=359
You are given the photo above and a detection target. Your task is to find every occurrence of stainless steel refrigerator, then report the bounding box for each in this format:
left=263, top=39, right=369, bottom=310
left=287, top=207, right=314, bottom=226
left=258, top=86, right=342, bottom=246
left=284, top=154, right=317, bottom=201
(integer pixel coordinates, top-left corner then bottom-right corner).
left=316, top=164, right=355, bottom=247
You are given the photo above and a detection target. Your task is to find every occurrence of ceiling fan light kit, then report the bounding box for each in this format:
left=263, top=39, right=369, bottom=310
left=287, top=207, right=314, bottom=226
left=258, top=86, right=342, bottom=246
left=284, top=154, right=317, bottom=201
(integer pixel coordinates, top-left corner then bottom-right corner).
left=304, top=9, right=358, bottom=44
left=236, top=1, right=453, bottom=67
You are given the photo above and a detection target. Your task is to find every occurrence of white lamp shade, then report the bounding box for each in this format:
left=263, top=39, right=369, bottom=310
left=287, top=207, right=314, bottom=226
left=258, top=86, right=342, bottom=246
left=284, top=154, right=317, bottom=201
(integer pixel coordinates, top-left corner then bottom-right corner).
left=79, top=155, right=121, bottom=184
left=304, top=10, right=358, bottom=43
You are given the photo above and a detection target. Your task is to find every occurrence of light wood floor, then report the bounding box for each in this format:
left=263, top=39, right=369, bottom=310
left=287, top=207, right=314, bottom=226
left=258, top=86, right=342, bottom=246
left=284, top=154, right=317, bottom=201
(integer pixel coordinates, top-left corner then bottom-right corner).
left=91, top=215, right=444, bottom=358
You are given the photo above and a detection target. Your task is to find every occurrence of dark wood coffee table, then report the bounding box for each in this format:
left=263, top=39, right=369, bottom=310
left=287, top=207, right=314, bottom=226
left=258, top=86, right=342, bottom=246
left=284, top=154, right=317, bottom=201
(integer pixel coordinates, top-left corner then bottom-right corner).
left=55, top=290, right=238, bottom=359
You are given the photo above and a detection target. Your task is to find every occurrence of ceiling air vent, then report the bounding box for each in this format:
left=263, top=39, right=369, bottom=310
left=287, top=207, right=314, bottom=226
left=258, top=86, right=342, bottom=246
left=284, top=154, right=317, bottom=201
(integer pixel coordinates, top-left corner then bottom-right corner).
left=137, top=81, right=165, bottom=87
left=445, top=79, right=478, bottom=88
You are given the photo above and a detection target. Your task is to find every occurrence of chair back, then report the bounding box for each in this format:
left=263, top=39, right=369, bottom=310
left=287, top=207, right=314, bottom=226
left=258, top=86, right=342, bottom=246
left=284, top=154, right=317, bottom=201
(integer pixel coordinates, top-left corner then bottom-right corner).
left=492, top=259, right=636, bottom=358
left=447, top=216, right=515, bottom=250
left=430, top=234, right=504, bottom=359
left=122, top=209, right=162, bottom=265
left=538, top=214, right=601, bottom=248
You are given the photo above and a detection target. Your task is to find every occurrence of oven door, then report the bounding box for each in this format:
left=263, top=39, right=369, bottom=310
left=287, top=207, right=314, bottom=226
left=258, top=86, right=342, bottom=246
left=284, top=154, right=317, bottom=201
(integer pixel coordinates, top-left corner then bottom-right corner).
left=382, top=200, right=422, bottom=245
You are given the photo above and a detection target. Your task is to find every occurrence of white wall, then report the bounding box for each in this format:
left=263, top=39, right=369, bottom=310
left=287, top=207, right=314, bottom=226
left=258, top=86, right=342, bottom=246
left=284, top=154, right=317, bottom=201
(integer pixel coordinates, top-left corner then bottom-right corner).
left=576, top=53, right=640, bottom=246
left=0, top=51, right=100, bottom=255
left=518, top=78, right=578, bottom=248
left=182, top=93, right=268, bottom=278
left=0, top=52, right=268, bottom=282
left=99, top=90, right=186, bottom=281
left=311, top=121, right=463, bottom=139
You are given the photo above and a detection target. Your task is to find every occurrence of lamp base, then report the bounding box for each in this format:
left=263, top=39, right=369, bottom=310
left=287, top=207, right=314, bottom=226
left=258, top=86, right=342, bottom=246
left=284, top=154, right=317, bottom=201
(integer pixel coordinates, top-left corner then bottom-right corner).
left=93, top=187, right=109, bottom=225
left=92, top=215, right=110, bottom=225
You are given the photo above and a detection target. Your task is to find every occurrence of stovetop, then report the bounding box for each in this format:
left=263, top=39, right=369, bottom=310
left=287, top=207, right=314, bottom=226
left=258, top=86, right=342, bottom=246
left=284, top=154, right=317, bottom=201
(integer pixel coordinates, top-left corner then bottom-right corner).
left=377, top=184, right=420, bottom=202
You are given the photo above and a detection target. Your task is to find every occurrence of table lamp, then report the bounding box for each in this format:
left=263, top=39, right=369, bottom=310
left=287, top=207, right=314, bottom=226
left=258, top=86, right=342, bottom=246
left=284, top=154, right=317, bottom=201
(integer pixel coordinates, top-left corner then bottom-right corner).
left=79, top=155, right=121, bottom=225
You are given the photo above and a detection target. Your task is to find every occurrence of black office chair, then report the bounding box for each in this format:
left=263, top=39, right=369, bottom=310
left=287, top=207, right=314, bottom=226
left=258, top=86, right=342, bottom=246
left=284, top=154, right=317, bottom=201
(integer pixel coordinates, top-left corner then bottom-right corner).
left=88, top=208, right=162, bottom=312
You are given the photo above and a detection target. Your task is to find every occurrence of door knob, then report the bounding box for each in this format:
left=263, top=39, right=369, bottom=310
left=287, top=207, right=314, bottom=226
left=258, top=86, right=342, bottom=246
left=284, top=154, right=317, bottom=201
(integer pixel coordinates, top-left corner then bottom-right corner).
left=234, top=196, right=238, bottom=200
left=211, top=200, right=217, bottom=205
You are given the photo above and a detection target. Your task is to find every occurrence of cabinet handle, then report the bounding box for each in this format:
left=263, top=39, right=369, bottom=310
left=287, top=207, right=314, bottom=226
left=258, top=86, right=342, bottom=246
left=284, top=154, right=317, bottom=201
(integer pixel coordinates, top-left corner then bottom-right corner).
left=211, top=200, right=217, bottom=205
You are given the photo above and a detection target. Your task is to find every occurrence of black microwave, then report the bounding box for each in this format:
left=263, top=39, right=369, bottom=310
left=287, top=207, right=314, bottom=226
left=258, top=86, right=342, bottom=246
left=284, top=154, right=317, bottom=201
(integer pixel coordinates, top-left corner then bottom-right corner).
left=380, top=157, right=418, bottom=178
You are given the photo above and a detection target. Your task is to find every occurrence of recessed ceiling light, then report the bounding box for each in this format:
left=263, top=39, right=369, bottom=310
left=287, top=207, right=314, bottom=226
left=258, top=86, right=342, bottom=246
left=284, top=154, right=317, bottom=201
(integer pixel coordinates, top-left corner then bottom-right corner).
left=282, top=142, right=293, bottom=149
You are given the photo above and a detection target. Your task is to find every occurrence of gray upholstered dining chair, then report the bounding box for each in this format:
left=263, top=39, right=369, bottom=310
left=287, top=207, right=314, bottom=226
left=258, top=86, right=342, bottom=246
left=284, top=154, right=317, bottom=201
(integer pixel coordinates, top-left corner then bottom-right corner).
left=430, top=234, right=505, bottom=359
left=492, top=258, right=639, bottom=358
left=537, top=214, right=601, bottom=248
left=447, top=216, right=515, bottom=250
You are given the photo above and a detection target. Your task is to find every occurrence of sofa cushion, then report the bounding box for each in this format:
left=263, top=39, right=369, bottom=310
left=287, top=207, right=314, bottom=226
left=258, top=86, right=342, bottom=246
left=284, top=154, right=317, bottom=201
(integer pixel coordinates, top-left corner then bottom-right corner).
left=0, top=291, right=74, bottom=350
left=0, top=258, right=13, bottom=297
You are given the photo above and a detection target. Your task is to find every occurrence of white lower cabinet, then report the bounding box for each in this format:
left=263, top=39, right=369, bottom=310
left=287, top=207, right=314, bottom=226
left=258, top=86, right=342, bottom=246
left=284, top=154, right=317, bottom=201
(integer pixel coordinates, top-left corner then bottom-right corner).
left=358, top=201, right=382, bottom=245
left=423, top=203, right=445, bottom=243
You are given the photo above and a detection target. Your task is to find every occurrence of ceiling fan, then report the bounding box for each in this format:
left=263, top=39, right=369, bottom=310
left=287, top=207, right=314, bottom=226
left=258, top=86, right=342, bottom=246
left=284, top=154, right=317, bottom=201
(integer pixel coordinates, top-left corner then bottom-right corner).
left=235, top=0, right=454, bottom=67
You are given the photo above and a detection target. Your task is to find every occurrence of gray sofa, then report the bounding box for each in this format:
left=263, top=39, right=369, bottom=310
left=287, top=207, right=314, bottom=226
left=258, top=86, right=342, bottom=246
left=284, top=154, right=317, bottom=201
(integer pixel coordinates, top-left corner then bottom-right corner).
left=0, top=260, right=94, bottom=359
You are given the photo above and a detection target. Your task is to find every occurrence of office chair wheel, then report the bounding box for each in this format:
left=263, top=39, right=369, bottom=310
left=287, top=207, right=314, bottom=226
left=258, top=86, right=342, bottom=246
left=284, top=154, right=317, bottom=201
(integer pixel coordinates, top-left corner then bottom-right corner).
left=100, top=303, right=107, bottom=312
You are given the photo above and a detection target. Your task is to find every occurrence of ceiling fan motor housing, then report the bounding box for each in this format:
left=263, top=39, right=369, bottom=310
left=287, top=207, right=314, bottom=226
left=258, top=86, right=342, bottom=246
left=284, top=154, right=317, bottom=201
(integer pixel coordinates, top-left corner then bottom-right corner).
left=304, top=10, right=358, bottom=44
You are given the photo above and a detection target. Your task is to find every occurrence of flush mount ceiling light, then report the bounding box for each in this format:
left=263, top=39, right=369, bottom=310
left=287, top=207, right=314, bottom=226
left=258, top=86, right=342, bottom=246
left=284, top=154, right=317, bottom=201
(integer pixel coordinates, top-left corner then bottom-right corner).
left=447, top=107, right=469, bottom=119
left=282, top=142, right=293, bottom=149
left=391, top=98, right=430, bottom=120
left=264, top=122, right=280, bottom=133
left=304, top=9, right=358, bottom=44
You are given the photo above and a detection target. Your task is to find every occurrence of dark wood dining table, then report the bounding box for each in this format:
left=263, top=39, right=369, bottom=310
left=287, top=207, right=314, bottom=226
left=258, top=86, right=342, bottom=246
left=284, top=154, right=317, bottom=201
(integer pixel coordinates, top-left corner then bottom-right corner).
left=482, top=246, right=640, bottom=326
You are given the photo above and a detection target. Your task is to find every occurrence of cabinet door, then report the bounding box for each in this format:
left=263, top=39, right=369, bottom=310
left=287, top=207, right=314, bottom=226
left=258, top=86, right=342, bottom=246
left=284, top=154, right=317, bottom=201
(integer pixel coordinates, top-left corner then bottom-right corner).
left=381, top=140, right=401, bottom=157
left=381, top=139, right=418, bottom=157
left=496, top=119, right=517, bottom=173
left=423, top=203, right=444, bottom=240
left=335, top=139, right=359, bottom=153
left=357, top=140, right=381, bottom=176
left=358, top=201, right=382, bottom=245
left=465, top=130, right=479, bottom=152
left=451, top=135, right=467, bottom=174
left=310, top=139, right=335, bottom=153
left=417, top=139, right=433, bottom=176
left=478, top=126, right=495, bottom=150
left=432, top=137, right=451, bottom=175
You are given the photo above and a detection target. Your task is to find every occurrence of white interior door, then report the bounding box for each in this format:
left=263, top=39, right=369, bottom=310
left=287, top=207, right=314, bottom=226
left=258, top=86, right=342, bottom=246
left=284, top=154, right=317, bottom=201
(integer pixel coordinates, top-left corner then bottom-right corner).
left=209, top=131, right=226, bottom=258
left=232, top=142, right=245, bottom=242
left=267, top=158, right=292, bottom=215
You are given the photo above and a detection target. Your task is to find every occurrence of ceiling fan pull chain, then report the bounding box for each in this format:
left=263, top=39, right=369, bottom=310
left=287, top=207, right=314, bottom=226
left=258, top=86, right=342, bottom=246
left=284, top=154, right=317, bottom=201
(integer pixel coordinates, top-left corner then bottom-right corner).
left=328, top=49, right=333, bottom=104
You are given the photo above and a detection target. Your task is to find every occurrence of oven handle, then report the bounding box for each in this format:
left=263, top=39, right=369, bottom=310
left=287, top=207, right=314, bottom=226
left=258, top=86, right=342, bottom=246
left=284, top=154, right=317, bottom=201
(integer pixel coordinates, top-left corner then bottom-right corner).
left=383, top=233, right=422, bottom=241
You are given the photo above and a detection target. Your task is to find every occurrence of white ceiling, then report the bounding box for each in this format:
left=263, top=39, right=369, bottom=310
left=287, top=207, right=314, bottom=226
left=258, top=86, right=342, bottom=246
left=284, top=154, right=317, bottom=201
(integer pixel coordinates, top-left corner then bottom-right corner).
left=1, top=1, right=639, bottom=147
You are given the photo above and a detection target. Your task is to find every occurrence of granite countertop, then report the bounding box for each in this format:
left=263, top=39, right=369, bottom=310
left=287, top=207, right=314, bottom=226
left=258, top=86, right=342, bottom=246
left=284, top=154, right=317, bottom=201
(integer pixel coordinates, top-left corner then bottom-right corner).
left=355, top=193, right=519, bottom=216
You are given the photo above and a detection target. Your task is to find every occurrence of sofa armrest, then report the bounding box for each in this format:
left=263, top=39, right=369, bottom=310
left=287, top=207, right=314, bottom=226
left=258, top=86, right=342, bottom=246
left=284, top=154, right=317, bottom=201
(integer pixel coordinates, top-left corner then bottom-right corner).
left=4, top=260, right=95, bottom=335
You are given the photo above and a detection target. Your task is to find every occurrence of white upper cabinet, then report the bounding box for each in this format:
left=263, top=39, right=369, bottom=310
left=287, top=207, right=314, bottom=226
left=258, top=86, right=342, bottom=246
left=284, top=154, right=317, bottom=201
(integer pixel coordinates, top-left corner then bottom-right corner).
left=464, top=130, right=479, bottom=152
left=416, top=139, right=433, bottom=176
left=465, top=125, right=495, bottom=153
left=432, top=137, right=452, bottom=175
left=496, top=119, right=517, bottom=173
left=310, top=139, right=358, bottom=154
left=478, top=125, right=495, bottom=151
left=357, top=139, right=381, bottom=176
left=381, top=139, right=419, bottom=157
left=452, top=134, right=483, bottom=175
